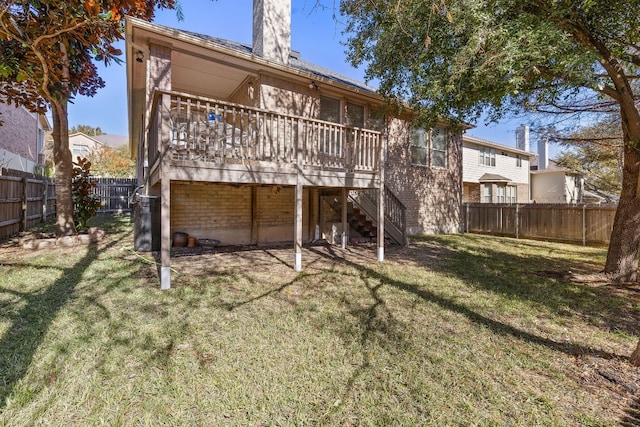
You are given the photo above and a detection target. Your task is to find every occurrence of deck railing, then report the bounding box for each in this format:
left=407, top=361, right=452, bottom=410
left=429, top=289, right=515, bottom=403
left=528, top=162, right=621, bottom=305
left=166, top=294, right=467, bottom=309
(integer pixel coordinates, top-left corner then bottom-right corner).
left=350, top=186, right=407, bottom=245
left=147, top=90, right=382, bottom=174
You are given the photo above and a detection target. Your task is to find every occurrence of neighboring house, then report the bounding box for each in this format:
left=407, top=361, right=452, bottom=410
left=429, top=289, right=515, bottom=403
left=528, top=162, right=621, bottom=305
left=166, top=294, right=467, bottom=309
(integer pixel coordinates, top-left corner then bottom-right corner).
left=68, top=133, right=128, bottom=158
left=125, top=0, right=463, bottom=289
left=0, top=101, right=50, bottom=173
left=530, top=155, right=585, bottom=204
left=462, top=132, right=534, bottom=204
left=69, top=132, right=103, bottom=159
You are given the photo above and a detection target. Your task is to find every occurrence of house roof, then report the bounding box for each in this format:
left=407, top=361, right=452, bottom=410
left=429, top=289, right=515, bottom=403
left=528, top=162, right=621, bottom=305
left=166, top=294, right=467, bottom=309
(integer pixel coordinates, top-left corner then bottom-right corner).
left=479, top=173, right=512, bottom=182
left=69, top=133, right=128, bottom=149
left=530, top=157, right=580, bottom=175
left=462, top=134, right=534, bottom=157
left=93, top=134, right=128, bottom=149
left=178, top=28, right=378, bottom=94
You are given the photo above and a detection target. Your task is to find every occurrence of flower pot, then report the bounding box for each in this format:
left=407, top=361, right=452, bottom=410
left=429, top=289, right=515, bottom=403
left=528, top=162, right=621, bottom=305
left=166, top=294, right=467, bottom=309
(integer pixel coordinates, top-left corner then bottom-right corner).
left=172, top=232, right=188, bottom=247
left=187, top=236, right=197, bottom=248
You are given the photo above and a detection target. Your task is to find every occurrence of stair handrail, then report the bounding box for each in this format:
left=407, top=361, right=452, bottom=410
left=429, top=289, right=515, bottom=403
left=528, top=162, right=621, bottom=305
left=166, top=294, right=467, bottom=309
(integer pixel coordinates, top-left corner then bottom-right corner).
left=350, top=185, right=406, bottom=245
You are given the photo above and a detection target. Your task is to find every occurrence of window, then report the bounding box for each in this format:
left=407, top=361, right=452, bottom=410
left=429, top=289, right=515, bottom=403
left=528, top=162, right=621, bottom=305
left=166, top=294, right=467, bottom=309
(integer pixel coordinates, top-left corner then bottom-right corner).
left=320, top=95, right=341, bottom=123
left=431, top=126, right=447, bottom=168
left=507, top=185, right=517, bottom=204
left=516, top=155, right=522, bottom=168
left=410, top=125, right=448, bottom=167
left=72, top=144, right=90, bottom=158
left=479, top=147, right=496, bottom=167
left=345, top=102, right=364, bottom=128
left=319, top=96, right=341, bottom=156
left=482, top=184, right=492, bottom=203
left=496, top=185, right=506, bottom=203
left=369, top=109, right=386, bottom=132
left=410, top=128, right=428, bottom=165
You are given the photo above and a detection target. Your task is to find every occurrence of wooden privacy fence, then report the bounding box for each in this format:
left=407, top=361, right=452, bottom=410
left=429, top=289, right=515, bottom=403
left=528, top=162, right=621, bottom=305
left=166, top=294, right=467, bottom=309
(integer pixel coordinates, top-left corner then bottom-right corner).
left=463, top=203, right=617, bottom=245
left=0, top=176, right=56, bottom=239
left=0, top=176, right=137, bottom=239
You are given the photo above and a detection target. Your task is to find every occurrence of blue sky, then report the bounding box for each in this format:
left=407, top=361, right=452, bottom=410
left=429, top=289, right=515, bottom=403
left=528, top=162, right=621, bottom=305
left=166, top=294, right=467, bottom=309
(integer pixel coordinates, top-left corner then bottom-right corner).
left=66, top=0, right=546, bottom=154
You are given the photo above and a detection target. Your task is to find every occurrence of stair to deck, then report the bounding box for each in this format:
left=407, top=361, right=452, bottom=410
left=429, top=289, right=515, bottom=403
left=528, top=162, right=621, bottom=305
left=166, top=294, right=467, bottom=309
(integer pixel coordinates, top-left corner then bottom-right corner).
left=323, top=189, right=405, bottom=245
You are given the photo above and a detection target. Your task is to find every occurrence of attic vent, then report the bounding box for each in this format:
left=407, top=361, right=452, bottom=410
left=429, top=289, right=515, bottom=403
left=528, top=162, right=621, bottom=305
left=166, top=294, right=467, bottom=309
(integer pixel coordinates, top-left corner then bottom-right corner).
left=290, top=50, right=301, bottom=60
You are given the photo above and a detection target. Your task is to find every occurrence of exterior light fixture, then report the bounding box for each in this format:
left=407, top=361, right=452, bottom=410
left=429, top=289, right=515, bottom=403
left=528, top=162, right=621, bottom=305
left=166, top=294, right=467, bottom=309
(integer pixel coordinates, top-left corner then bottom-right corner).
left=308, top=81, right=318, bottom=90
left=136, top=51, right=144, bottom=63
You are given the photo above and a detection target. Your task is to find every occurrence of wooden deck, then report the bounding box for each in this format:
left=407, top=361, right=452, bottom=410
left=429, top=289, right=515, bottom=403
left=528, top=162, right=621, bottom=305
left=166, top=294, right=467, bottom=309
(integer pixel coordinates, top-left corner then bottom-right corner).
left=145, top=90, right=383, bottom=188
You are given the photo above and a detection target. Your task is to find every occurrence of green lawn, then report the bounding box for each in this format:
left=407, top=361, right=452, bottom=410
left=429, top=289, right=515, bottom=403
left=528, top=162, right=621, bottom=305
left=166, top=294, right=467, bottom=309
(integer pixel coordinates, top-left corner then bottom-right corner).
left=1, top=216, right=639, bottom=426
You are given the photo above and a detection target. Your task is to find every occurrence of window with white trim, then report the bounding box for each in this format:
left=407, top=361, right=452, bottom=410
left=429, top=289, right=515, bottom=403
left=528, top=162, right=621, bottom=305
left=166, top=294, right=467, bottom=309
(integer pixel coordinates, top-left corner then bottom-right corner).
left=496, top=184, right=506, bottom=203
left=482, top=184, right=492, bottom=203
left=72, top=144, right=90, bottom=158
left=507, top=185, right=517, bottom=204
left=479, top=147, right=496, bottom=167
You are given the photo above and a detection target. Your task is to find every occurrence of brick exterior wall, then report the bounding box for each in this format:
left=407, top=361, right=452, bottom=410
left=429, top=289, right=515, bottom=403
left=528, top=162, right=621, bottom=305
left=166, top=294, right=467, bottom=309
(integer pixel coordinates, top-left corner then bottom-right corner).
left=0, top=102, right=39, bottom=162
left=259, top=73, right=319, bottom=117
left=170, top=182, right=310, bottom=245
left=385, top=117, right=463, bottom=235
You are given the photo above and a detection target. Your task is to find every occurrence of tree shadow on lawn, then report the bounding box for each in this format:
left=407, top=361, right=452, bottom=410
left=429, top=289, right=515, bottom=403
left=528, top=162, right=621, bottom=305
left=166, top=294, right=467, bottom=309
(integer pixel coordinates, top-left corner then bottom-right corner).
left=390, top=234, right=640, bottom=339
left=307, top=246, right=623, bottom=362
left=0, top=236, right=123, bottom=410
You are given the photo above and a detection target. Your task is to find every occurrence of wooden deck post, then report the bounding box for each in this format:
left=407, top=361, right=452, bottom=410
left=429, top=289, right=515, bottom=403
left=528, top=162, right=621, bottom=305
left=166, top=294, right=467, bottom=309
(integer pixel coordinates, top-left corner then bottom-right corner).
left=377, top=138, right=385, bottom=262
left=294, top=119, right=303, bottom=272
left=341, top=187, right=348, bottom=249
left=160, top=92, right=172, bottom=290
left=294, top=179, right=303, bottom=271
left=160, top=177, right=171, bottom=290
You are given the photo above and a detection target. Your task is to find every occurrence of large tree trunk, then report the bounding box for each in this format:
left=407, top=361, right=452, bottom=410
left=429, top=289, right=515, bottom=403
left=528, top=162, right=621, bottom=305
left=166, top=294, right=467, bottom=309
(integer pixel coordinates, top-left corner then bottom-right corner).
left=51, top=99, right=76, bottom=236
left=604, top=145, right=640, bottom=282
left=604, top=107, right=640, bottom=365
left=604, top=105, right=640, bottom=283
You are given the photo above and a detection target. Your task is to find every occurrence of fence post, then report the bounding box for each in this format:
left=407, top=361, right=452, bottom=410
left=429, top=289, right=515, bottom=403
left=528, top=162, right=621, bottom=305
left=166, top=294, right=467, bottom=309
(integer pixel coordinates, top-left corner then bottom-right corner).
left=465, top=203, right=469, bottom=233
left=515, top=204, right=519, bottom=239
left=582, top=204, right=586, bottom=246
left=20, top=177, right=28, bottom=231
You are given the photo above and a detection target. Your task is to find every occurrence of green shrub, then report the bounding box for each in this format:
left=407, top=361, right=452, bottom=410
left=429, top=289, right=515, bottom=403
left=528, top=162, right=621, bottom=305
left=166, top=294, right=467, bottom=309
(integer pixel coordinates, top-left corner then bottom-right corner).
left=72, top=157, right=102, bottom=230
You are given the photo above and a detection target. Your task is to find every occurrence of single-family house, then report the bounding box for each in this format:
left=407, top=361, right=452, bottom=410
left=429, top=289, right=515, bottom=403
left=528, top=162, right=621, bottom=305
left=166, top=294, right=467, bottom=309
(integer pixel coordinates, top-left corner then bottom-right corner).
left=126, top=0, right=463, bottom=289
left=68, top=132, right=129, bottom=160
left=530, top=143, right=585, bottom=204
left=462, top=130, right=534, bottom=204
left=0, top=100, right=50, bottom=174
left=69, top=132, right=103, bottom=159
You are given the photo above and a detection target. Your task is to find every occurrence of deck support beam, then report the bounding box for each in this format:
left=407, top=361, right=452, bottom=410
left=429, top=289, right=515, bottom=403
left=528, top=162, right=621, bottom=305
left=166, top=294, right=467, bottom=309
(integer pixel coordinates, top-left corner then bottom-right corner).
left=294, top=178, right=303, bottom=272
left=160, top=176, right=171, bottom=290
left=341, top=187, right=348, bottom=249
left=377, top=137, right=385, bottom=262
left=160, top=92, right=172, bottom=290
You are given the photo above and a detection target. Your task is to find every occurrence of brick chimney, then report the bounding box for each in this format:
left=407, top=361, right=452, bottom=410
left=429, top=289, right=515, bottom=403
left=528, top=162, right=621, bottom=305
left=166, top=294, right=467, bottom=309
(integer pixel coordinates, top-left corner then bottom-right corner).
left=253, top=0, right=291, bottom=64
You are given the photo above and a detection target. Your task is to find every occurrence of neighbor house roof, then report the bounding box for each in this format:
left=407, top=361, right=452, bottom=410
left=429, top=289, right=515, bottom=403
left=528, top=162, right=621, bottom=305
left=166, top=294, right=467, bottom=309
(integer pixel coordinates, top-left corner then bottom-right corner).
left=479, top=173, right=512, bottom=182
left=93, top=134, right=128, bottom=149
left=462, top=134, right=535, bottom=157
left=530, top=157, right=581, bottom=175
